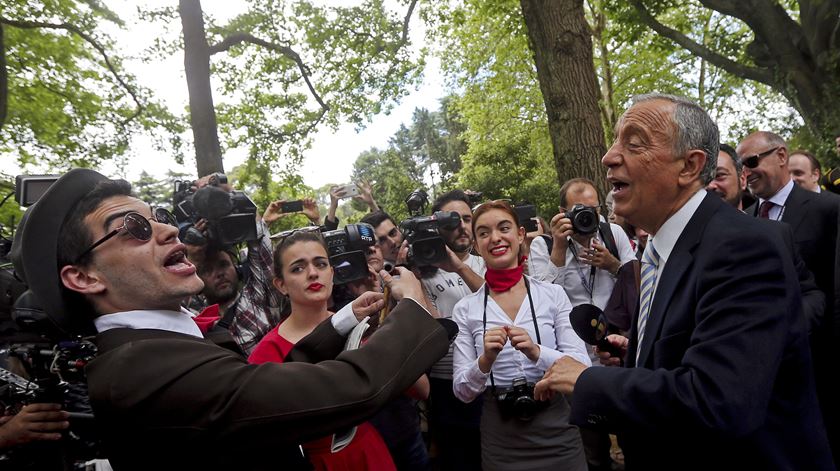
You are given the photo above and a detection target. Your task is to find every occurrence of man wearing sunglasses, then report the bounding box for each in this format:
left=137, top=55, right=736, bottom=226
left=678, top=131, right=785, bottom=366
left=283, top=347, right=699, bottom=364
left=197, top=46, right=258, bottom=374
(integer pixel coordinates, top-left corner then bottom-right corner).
left=10, top=169, right=456, bottom=470
left=738, top=130, right=840, bottom=459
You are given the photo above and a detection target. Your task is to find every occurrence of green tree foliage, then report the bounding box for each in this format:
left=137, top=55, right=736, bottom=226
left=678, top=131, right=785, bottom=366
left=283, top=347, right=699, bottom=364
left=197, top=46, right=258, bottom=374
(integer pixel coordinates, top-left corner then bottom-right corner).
left=349, top=98, right=468, bottom=222
left=614, top=0, right=840, bottom=164
left=0, top=0, right=182, bottom=170
left=428, top=0, right=560, bottom=216
left=142, top=0, right=427, bottom=193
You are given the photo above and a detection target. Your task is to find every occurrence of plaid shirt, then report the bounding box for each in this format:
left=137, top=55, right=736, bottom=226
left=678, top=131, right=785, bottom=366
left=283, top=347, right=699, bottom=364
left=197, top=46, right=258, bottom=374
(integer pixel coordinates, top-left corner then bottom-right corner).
left=184, top=220, right=287, bottom=354
left=227, top=220, right=287, bottom=354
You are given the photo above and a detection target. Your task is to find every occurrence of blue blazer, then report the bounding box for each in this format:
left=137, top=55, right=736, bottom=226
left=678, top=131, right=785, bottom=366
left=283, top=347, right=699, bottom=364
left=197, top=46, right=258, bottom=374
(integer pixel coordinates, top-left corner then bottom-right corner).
left=570, top=192, right=833, bottom=470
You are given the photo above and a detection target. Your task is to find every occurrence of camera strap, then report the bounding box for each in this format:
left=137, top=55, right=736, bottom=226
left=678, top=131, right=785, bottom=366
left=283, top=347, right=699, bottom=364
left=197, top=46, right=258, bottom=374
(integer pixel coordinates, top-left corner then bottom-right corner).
left=483, top=277, right=541, bottom=392
left=567, top=242, right=597, bottom=303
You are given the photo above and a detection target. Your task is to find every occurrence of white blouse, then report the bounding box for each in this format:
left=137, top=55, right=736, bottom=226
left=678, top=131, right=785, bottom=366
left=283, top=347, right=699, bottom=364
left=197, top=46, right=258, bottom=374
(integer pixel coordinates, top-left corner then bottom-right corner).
left=451, top=276, right=591, bottom=403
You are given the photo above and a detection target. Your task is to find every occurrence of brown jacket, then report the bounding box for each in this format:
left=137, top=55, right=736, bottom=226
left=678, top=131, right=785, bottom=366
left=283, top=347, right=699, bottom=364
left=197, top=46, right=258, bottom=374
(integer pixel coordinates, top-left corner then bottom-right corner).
left=86, top=299, right=451, bottom=470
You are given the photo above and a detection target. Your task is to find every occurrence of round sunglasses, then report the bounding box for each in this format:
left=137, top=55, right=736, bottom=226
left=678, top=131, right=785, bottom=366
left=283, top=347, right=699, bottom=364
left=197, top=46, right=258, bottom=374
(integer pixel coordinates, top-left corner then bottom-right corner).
left=75, top=207, right=178, bottom=263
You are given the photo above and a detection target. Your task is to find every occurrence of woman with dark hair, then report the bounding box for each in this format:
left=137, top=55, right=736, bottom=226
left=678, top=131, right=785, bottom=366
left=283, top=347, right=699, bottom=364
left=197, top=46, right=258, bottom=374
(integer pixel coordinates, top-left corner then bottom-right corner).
left=249, top=228, right=397, bottom=470
left=452, top=201, right=590, bottom=471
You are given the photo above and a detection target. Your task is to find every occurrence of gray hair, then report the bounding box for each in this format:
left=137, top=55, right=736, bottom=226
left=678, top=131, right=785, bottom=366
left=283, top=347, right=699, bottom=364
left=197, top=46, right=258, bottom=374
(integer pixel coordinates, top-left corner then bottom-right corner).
left=632, top=93, right=719, bottom=185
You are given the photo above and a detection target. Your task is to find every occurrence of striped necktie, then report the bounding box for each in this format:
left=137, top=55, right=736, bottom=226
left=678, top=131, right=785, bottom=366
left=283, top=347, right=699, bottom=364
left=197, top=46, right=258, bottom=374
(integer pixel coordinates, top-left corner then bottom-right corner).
left=636, top=241, right=660, bottom=364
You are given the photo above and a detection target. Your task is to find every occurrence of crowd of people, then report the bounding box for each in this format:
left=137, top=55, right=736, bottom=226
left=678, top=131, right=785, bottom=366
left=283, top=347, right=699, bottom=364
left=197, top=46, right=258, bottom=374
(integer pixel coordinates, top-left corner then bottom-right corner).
left=4, top=93, right=840, bottom=470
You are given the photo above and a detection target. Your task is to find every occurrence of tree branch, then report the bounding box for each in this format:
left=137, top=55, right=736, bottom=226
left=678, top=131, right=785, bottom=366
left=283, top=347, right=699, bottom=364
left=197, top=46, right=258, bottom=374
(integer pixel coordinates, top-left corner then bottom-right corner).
left=629, top=0, right=775, bottom=86
left=208, top=32, right=329, bottom=112
left=0, top=17, right=143, bottom=125
left=400, top=0, right=419, bottom=45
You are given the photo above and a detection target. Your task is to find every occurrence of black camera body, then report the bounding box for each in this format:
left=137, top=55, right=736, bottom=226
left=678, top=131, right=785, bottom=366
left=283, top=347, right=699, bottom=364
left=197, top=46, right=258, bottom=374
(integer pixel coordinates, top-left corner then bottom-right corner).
left=172, top=173, right=258, bottom=248
left=400, top=211, right=462, bottom=266
left=322, top=223, right=376, bottom=285
left=494, top=376, right=547, bottom=421
left=567, top=204, right=599, bottom=235
left=399, top=188, right=462, bottom=267
left=513, top=203, right=538, bottom=233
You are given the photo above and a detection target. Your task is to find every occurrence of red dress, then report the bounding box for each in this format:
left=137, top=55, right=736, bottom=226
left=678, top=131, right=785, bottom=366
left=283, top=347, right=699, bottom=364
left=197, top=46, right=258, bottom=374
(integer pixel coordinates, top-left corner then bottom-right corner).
left=249, top=326, right=397, bottom=471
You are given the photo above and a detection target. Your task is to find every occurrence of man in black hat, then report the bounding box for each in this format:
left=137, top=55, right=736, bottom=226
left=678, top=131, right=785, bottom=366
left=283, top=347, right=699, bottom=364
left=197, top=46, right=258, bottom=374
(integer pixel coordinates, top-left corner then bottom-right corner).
left=11, top=169, right=455, bottom=470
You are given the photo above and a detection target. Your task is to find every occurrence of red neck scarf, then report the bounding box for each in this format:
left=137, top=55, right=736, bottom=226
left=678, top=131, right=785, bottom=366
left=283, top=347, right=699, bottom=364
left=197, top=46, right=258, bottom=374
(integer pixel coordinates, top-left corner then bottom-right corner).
left=485, top=256, right=527, bottom=293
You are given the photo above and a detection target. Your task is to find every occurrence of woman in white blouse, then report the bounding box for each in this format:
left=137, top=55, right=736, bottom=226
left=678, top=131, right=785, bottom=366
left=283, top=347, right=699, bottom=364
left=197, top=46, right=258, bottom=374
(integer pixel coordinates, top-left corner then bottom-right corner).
left=452, top=200, right=590, bottom=471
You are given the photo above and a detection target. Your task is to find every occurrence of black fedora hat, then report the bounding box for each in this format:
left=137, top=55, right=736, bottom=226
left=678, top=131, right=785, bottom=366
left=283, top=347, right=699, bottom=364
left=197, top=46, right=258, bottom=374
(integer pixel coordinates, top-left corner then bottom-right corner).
left=10, top=168, right=109, bottom=335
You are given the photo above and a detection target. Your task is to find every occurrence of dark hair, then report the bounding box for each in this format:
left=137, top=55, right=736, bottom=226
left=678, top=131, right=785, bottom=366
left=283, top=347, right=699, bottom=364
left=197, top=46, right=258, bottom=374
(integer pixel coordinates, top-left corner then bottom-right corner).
left=790, top=149, right=821, bottom=173
left=432, top=189, right=470, bottom=213
left=718, top=143, right=743, bottom=176
left=272, top=230, right=328, bottom=279
left=360, top=210, right=396, bottom=230
left=471, top=200, right=521, bottom=237
left=57, top=179, right=133, bottom=269
left=558, top=178, right=598, bottom=209
left=55, top=179, right=132, bottom=318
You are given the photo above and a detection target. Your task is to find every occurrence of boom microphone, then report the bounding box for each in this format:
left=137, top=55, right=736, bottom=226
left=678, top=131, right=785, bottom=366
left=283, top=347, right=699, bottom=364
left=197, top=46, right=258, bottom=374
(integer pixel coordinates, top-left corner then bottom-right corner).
left=569, top=304, right=623, bottom=358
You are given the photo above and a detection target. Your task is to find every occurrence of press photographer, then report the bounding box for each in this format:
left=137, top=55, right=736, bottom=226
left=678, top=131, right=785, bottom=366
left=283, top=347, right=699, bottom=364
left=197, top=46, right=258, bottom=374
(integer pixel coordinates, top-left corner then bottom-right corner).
left=179, top=174, right=293, bottom=354
left=451, top=200, right=590, bottom=469
left=398, top=189, right=463, bottom=268
left=415, top=189, right=486, bottom=471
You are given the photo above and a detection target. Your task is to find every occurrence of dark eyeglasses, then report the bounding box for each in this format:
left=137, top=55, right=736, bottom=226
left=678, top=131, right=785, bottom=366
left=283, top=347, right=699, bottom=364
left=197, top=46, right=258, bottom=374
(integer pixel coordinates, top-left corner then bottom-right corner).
left=741, top=146, right=781, bottom=169
left=75, top=208, right=178, bottom=263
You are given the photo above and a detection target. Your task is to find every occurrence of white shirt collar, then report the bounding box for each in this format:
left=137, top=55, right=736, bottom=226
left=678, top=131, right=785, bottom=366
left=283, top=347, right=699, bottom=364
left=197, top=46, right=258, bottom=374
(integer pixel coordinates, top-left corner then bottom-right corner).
left=94, top=308, right=203, bottom=338
left=647, top=189, right=707, bottom=267
left=759, top=179, right=794, bottom=208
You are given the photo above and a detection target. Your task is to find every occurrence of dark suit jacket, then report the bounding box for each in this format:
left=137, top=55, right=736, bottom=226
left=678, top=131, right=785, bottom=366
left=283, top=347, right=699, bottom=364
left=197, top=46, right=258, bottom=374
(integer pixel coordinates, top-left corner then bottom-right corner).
left=85, top=299, right=451, bottom=471
left=745, top=183, right=840, bottom=336
left=570, top=193, right=833, bottom=470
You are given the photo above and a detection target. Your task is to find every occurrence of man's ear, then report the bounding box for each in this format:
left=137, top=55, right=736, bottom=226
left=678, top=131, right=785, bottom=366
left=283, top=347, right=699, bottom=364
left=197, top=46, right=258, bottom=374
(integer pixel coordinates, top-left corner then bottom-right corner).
left=60, top=265, right=106, bottom=295
left=679, top=149, right=707, bottom=187
left=272, top=276, right=288, bottom=296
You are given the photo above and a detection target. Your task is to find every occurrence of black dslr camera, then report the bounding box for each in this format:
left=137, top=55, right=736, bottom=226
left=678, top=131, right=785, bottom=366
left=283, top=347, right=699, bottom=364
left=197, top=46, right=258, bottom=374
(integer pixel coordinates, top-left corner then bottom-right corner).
left=399, top=189, right=461, bottom=266
left=566, top=204, right=599, bottom=235
left=494, top=376, right=548, bottom=421
left=172, top=172, right=258, bottom=248
left=321, top=223, right=376, bottom=285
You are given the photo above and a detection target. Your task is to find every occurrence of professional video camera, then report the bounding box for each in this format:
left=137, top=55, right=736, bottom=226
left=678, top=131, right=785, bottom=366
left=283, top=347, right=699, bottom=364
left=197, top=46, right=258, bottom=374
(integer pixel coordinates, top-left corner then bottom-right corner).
left=0, top=175, right=103, bottom=466
left=172, top=172, right=258, bottom=248
left=321, top=223, right=376, bottom=285
left=399, top=189, right=461, bottom=266
left=566, top=204, right=599, bottom=235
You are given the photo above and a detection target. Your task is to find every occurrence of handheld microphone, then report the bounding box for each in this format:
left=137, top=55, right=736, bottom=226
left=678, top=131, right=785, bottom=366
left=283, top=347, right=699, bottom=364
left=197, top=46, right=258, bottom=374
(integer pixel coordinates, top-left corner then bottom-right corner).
left=569, top=304, right=623, bottom=358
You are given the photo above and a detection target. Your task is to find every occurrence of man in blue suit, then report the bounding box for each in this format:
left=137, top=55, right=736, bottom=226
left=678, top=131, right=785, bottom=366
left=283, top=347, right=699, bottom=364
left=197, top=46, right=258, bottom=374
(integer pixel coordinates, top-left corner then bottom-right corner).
left=534, top=94, right=833, bottom=469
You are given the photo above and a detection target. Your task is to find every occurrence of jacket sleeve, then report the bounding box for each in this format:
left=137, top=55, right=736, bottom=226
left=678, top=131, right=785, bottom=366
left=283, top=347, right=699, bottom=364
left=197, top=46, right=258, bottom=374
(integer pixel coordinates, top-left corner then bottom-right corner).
left=87, top=298, right=450, bottom=448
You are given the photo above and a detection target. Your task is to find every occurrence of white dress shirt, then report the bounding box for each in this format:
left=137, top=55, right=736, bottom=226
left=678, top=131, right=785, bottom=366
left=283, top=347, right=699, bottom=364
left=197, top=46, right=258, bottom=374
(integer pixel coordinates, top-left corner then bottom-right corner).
left=645, top=189, right=707, bottom=307
left=757, top=179, right=794, bottom=220
left=451, top=277, right=591, bottom=403
left=94, top=302, right=364, bottom=337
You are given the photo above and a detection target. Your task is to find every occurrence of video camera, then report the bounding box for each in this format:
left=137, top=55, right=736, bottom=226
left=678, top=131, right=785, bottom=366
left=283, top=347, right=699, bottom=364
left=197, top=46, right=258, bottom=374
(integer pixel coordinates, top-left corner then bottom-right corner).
left=399, top=189, right=461, bottom=266
left=321, top=223, right=376, bottom=285
left=172, top=172, right=258, bottom=248
left=1, top=181, right=102, bottom=465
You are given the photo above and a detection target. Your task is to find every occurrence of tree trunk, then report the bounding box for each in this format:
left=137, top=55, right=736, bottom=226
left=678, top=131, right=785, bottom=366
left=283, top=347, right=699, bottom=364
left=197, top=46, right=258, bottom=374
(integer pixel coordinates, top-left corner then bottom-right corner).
left=179, top=0, right=224, bottom=177
left=519, top=0, right=608, bottom=197
left=1, top=22, right=7, bottom=130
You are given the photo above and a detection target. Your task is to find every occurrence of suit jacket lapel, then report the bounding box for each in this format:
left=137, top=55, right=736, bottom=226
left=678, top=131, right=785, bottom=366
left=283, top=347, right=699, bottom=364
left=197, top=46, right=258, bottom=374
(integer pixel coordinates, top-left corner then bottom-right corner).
left=636, top=193, right=719, bottom=367
left=780, top=184, right=809, bottom=232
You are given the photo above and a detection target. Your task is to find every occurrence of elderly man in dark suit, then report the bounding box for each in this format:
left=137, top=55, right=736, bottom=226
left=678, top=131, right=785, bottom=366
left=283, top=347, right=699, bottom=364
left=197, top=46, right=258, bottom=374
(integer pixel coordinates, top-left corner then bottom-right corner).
left=533, top=94, right=833, bottom=469
left=10, top=169, right=455, bottom=470
left=738, top=130, right=840, bottom=458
